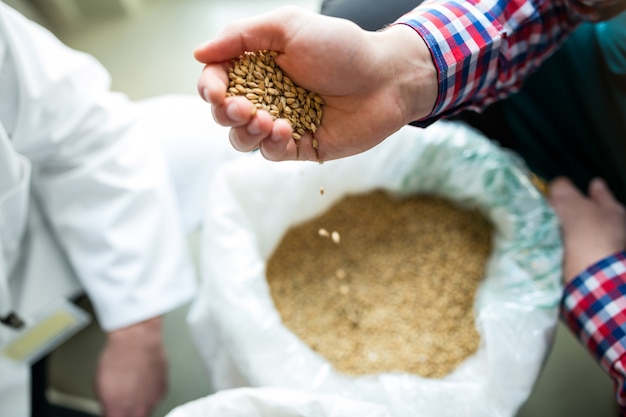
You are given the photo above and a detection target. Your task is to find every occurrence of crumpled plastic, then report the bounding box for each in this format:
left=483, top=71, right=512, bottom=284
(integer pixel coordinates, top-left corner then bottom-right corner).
left=182, top=121, right=564, bottom=417
left=167, top=387, right=393, bottom=417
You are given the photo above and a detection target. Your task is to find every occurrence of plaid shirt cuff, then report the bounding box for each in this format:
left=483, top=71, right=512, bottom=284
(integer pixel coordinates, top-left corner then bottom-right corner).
left=561, top=251, right=626, bottom=409
left=395, top=0, right=504, bottom=122
left=395, top=0, right=582, bottom=125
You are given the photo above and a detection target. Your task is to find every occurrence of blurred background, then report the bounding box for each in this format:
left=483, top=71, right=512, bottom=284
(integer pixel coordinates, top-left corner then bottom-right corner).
left=4, top=0, right=318, bottom=99
left=1, top=0, right=619, bottom=416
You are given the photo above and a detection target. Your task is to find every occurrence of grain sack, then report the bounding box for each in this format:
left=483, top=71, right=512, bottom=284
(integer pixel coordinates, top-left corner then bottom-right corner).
left=186, top=121, right=563, bottom=417
left=266, top=191, right=492, bottom=379
left=167, top=387, right=392, bottom=417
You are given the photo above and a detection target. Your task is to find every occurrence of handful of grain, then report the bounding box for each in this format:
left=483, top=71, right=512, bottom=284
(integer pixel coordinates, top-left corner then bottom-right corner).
left=227, top=50, right=324, bottom=147
left=266, top=191, right=493, bottom=378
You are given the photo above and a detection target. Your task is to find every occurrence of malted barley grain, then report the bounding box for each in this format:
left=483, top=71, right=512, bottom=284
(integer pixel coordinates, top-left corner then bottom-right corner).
left=266, top=190, right=493, bottom=378
left=227, top=50, right=324, bottom=157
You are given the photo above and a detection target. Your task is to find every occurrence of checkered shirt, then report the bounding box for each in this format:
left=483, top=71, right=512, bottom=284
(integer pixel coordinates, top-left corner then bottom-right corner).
left=561, top=251, right=626, bottom=413
left=394, top=0, right=602, bottom=124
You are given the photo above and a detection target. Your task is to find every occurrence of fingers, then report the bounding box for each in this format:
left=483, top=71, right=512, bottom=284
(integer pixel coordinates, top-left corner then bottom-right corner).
left=548, top=176, right=575, bottom=194
left=218, top=99, right=276, bottom=150
left=548, top=176, right=626, bottom=283
left=227, top=108, right=275, bottom=152
left=548, top=176, right=581, bottom=208
left=551, top=177, right=626, bottom=214
left=255, top=120, right=323, bottom=162
left=226, top=111, right=312, bottom=161
left=257, top=119, right=294, bottom=161
left=547, top=177, right=592, bottom=283
left=197, top=62, right=231, bottom=107
left=204, top=90, right=321, bottom=161
left=548, top=176, right=622, bottom=221
left=208, top=96, right=249, bottom=127
left=547, top=177, right=585, bottom=242
left=589, top=177, right=624, bottom=212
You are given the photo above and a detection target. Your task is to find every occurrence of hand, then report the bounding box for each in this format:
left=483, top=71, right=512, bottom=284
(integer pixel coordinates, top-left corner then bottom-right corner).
left=548, top=177, right=626, bottom=283
left=194, top=6, right=437, bottom=162
left=95, top=317, right=167, bottom=417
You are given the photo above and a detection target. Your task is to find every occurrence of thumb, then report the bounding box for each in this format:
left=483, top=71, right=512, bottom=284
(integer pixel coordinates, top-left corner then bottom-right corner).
left=193, top=7, right=299, bottom=64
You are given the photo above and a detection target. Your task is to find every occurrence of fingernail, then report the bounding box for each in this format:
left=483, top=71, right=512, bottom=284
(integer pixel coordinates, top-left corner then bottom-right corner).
left=590, top=177, right=609, bottom=194
left=591, top=177, right=605, bottom=187
left=226, top=101, right=242, bottom=123
left=202, top=88, right=210, bottom=102
left=247, top=118, right=261, bottom=135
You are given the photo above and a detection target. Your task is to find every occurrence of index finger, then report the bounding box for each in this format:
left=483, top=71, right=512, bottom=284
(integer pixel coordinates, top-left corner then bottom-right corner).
left=197, top=61, right=230, bottom=106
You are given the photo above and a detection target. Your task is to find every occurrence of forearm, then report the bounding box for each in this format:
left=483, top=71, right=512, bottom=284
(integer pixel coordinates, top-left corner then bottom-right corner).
left=97, top=316, right=167, bottom=417
left=34, top=118, right=196, bottom=330
left=106, top=315, right=164, bottom=351
left=395, top=0, right=585, bottom=123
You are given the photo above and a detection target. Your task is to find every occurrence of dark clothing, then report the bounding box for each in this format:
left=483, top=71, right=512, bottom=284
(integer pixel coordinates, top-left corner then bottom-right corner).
left=456, top=13, right=626, bottom=204
left=320, top=0, right=416, bottom=31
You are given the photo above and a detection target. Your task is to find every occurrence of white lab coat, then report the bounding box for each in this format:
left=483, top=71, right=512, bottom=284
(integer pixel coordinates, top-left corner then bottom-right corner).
left=0, top=2, right=242, bottom=415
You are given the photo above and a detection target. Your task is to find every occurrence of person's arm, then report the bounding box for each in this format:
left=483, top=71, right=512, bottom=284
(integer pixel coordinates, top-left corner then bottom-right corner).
left=561, top=254, right=626, bottom=413
left=319, top=0, right=622, bottom=127
left=96, top=316, right=168, bottom=417
left=194, top=1, right=625, bottom=163
left=549, top=177, right=626, bottom=413
left=394, top=0, right=583, bottom=125
left=0, top=4, right=195, bottom=416
left=194, top=7, right=437, bottom=163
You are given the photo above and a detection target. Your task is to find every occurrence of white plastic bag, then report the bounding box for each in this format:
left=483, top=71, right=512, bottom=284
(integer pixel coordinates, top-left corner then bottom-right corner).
left=186, top=121, right=563, bottom=417
left=167, top=387, right=393, bottom=417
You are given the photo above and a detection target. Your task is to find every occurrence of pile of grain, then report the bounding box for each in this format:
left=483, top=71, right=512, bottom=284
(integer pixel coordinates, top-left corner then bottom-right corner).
left=266, top=190, right=493, bottom=378
left=227, top=50, right=324, bottom=147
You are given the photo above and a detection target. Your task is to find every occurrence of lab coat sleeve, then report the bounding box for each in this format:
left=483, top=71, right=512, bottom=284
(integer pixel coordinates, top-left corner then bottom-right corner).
left=0, top=4, right=196, bottom=331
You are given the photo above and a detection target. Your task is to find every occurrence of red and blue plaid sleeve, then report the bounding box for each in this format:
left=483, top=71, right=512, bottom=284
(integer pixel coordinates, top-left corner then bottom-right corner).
left=394, top=0, right=585, bottom=124
left=561, top=251, right=626, bottom=413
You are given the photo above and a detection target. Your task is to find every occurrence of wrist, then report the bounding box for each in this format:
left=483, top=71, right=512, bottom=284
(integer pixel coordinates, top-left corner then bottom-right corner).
left=107, top=316, right=164, bottom=348
left=375, top=24, right=438, bottom=123
left=563, top=249, right=626, bottom=284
